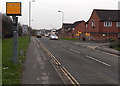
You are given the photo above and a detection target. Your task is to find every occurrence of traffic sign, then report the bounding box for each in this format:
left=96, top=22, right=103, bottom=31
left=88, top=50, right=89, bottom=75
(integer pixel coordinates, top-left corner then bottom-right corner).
left=78, top=31, right=82, bottom=34
left=6, top=2, right=21, bottom=16
left=76, top=33, right=79, bottom=36
left=86, top=32, right=90, bottom=36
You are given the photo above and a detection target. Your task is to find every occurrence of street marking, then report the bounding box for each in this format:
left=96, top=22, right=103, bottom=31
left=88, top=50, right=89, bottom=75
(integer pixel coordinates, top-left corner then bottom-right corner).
left=70, top=49, right=80, bottom=54
left=61, top=45, right=66, bottom=48
left=60, top=68, right=75, bottom=85
left=62, top=67, right=80, bottom=85
left=35, top=37, right=79, bottom=85
left=86, top=55, right=111, bottom=67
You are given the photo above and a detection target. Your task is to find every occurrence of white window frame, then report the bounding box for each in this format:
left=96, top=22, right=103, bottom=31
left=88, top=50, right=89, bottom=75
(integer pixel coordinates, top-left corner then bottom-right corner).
left=104, top=21, right=112, bottom=27
left=116, top=22, right=120, bottom=27
left=86, top=24, right=88, bottom=28
left=108, top=21, right=112, bottom=27
left=104, top=21, right=107, bottom=27
left=92, top=20, right=95, bottom=27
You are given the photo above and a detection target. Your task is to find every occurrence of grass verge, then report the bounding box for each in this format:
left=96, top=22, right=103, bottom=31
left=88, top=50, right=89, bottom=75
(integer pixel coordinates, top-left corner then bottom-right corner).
left=2, top=36, right=29, bottom=84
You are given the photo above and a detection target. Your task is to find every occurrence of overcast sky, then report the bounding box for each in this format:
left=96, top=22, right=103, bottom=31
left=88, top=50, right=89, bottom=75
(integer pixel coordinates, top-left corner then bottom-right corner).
left=1, top=0, right=119, bottom=30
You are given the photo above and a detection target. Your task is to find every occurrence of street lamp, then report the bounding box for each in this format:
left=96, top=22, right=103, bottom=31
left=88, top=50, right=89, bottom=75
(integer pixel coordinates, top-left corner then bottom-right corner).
left=58, top=11, right=64, bottom=28
left=29, top=0, right=35, bottom=28
left=29, top=0, right=35, bottom=40
left=58, top=11, right=64, bottom=37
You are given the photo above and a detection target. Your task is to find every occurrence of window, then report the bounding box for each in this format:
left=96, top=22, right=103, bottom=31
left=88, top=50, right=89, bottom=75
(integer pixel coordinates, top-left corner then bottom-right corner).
left=86, top=24, right=88, bottom=28
left=104, top=21, right=107, bottom=27
left=92, top=20, right=95, bottom=28
left=104, top=21, right=112, bottom=27
left=116, top=22, right=120, bottom=27
left=108, top=21, right=112, bottom=27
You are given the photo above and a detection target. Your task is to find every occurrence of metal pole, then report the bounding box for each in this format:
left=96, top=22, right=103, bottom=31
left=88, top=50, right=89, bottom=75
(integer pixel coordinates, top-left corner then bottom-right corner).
left=29, top=1, right=31, bottom=41
left=29, top=1, right=31, bottom=28
left=12, top=16, right=18, bottom=63
left=62, top=11, right=64, bottom=27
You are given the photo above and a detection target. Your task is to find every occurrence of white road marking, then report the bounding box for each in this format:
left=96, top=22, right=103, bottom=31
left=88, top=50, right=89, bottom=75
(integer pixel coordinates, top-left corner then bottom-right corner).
left=70, top=49, right=80, bottom=54
left=86, top=55, right=111, bottom=67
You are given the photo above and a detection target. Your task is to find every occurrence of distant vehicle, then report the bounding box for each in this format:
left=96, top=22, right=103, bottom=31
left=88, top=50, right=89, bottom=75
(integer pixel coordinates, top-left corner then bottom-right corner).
left=36, top=33, right=42, bottom=38
left=45, top=34, right=49, bottom=37
left=50, top=34, right=58, bottom=40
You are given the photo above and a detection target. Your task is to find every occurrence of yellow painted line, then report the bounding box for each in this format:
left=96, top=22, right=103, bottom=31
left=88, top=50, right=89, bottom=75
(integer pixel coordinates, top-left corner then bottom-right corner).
left=60, top=67, right=75, bottom=85
left=35, top=37, right=80, bottom=85
left=62, top=67, right=80, bottom=85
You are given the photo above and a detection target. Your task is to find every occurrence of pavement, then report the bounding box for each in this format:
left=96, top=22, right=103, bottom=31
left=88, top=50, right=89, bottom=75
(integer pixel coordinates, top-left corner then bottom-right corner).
left=71, top=41, right=119, bottom=56
left=22, top=37, right=64, bottom=84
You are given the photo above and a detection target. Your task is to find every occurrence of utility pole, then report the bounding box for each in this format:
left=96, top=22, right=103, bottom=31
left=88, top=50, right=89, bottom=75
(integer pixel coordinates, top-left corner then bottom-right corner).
left=12, top=16, right=18, bottom=63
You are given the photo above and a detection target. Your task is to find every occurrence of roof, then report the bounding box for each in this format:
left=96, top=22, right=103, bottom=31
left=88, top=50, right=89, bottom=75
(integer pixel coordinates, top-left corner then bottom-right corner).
left=63, top=23, right=73, bottom=30
left=94, top=9, right=120, bottom=21
left=63, top=21, right=83, bottom=29
left=73, top=21, right=83, bottom=28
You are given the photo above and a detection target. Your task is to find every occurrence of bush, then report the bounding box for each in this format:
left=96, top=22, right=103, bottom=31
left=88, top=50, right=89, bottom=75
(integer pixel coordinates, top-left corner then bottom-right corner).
left=106, top=38, right=115, bottom=42
left=110, top=40, right=120, bottom=48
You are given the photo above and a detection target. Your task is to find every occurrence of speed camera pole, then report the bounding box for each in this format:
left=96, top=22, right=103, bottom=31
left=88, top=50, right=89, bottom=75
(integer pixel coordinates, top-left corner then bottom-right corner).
left=6, top=2, right=21, bottom=63
left=12, top=16, right=18, bottom=63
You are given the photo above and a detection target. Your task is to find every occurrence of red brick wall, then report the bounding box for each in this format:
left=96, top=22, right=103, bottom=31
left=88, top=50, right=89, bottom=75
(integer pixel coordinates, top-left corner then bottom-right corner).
left=90, top=33, right=119, bottom=41
left=86, top=11, right=100, bottom=32
left=100, top=22, right=119, bottom=33
left=74, top=21, right=86, bottom=34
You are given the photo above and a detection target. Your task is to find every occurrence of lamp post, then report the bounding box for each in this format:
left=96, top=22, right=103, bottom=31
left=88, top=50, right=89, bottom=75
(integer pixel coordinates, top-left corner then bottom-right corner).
left=58, top=11, right=64, bottom=37
left=58, top=11, right=64, bottom=27
left=29, top=0, right=35, bottom=38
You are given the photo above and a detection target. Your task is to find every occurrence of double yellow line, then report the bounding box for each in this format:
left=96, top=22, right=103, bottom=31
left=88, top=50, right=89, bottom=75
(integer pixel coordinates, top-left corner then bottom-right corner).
left=35, top=37, right=80, bottom=86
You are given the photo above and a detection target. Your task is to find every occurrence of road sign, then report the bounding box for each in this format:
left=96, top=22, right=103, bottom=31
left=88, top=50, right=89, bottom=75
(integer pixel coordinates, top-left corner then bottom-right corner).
left=6, top=2, right=22, bottom=63
left=6, top=2, right=21, bottom=16
left=76, top=33, right=79, bottom=36
left=78, top=31, right=82, bottom=34
left=86, top=32, right=90, bottom=36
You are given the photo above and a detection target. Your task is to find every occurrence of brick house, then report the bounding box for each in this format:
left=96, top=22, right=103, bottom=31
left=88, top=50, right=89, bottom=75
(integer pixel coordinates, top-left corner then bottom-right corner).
left=61, top=23, right=73, bottom=38
left=61, top=21, right=82, bottom=38
left=86, top=9, right=120, bottom=41
left=72, top=20, right=86, bottom=40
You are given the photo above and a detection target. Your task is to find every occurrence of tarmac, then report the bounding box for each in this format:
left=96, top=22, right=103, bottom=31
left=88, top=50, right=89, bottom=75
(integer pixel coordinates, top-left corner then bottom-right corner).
left=22, top=37, right=119, bottom=84
left=22, top=37, right=64, bottom=84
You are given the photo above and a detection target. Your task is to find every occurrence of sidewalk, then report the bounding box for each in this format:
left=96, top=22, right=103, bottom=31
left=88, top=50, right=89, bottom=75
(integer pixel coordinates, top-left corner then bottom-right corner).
left=22, top=37, right=63, bottom=84
left=72, top=41, right=119, bottom=56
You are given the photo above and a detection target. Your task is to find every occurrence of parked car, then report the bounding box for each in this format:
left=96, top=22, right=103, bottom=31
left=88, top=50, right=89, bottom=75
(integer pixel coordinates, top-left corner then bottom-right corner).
left=50, top=34, right=58, bottom=40
left=36, top=33, right=42, bottom=38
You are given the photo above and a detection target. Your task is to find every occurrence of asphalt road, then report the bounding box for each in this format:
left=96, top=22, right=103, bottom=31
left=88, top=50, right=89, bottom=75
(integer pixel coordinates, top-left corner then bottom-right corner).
left=22, top=37, right=64, bottom=84
left=38, top=37, right=118, bottom=84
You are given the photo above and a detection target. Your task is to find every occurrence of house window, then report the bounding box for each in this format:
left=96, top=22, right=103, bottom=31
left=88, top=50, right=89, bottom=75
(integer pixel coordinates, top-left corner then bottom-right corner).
left=116, top=22, right=120, bottom=27
left=104, top=21, right=112, bottom=27
left=92, top=20, right=95, bottom=28
left=108, top=21, right=112, bottom=27
left=86, top=24, right=88, bottom=28
left=104, top=21, right=107, bottom=27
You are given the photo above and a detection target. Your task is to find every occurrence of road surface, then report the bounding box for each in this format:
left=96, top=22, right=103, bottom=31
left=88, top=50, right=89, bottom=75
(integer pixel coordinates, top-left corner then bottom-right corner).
left=37, top=37, right=118, bottom=85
